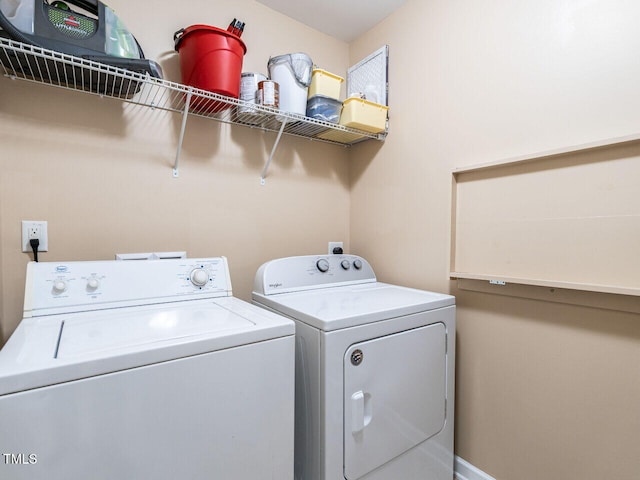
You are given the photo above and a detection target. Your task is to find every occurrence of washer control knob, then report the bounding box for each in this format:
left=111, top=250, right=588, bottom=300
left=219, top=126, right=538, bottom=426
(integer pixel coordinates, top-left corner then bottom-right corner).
left=53, top=280, right=67, bottom=294
left=353, top=259, right=363, bottom=270
left=86, top=278, right=100, bottom=291
left=190, top=268, right=209, bottom=287
left=341, top=260, right=351, bottom=270
left=316, top=259, right=330, bottom=273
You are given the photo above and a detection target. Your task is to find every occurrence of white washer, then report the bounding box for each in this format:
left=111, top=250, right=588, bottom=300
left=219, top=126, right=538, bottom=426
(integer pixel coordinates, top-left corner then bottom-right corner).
left=252, top=254, right=455, bottom=480
left=0, top=257, right=294, bottom=480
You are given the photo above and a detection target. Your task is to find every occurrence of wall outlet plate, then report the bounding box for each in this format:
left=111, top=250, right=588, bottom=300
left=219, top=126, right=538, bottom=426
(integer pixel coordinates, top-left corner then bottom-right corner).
left=22, top=220, right=48, bottom=252
left=328, top=241, right=344, bottom=254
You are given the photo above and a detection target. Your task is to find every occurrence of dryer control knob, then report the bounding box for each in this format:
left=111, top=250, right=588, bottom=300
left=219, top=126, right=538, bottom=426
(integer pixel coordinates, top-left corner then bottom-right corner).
left=190, top=268, right=209, bottom=287
left=316, top=259, right=330, bottom=273
left=86, top=278, right=100, bottom=290
left=341, top=260, right=351, bottom=270
left=353, top=259, right=363, bottom=270
left=53, top=280, right=67, bottom=294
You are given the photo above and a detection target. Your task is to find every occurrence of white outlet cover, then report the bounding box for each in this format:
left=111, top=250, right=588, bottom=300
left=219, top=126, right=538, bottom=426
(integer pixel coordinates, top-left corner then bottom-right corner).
left=21, top=220, right=48, bottom=252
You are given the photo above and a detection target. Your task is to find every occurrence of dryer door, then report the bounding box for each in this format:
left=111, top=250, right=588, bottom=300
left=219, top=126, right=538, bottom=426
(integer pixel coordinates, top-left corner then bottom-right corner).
left=343, top=322, right=447, bottom=480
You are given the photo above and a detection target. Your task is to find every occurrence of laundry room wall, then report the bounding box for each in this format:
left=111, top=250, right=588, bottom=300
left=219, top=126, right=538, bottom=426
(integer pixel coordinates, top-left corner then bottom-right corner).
left=0, top=0, right=351, bottom=342
left=349, top=1, right=640, bottom=480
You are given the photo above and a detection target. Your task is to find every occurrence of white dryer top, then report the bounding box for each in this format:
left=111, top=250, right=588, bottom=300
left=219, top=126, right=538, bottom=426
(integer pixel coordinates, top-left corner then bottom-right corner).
left=252, top=255, right=454, bottom=331
left=0, top=258, right=294, bottom=396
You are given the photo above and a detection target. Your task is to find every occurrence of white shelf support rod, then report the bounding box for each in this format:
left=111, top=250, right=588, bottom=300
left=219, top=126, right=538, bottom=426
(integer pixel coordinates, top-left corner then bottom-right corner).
left=260, top=119, right=287, bottom=185
left=173, top=90, right=193, bottom=178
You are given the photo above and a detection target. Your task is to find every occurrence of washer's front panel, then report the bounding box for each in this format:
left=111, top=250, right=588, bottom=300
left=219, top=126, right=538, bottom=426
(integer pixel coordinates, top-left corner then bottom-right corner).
left=0, top=337, right=294, bottom=480
left=343, top=323, right=446, bottom=479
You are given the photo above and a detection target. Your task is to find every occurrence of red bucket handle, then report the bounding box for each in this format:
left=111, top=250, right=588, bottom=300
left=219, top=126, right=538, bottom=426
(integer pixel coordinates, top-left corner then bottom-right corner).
left=173, top=28, right=185, bottom=51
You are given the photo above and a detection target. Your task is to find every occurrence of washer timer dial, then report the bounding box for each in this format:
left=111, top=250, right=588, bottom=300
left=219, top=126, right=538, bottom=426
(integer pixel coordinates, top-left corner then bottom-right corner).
left=86, top=278, right=100, bottom=291
left=52, top=280, right=67, bottom=294
left=190, top=268, right=209, bottom=287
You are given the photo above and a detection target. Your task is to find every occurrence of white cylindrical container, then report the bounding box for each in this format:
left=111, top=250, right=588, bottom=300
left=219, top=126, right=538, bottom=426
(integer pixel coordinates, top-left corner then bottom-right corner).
left=267, top=53, right=312, bottom=115
left=0, top=0, right=35, bottom=34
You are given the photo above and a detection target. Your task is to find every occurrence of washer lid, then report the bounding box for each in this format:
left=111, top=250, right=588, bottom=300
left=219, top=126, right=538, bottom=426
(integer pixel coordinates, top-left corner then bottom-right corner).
left=0, top=297, right=293, bottom=396
left=253, top=282, right=454, bottom=331
left=56, top=301, right=252, bottom=359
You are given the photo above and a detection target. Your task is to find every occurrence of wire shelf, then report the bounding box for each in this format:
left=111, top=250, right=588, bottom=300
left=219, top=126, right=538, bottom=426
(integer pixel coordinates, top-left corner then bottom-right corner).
left=0, top=37, right=386, bottom=147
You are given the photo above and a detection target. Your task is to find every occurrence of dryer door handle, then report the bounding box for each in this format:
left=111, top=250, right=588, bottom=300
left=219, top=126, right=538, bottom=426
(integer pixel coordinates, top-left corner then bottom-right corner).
left=351, top=391, right=373, bottom=434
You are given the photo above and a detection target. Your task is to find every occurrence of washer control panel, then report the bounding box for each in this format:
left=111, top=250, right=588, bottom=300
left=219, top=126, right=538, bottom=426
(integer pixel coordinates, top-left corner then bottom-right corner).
left=25, top=257, right=232, bottom=316
left=254, top=254, right=377, bottom=295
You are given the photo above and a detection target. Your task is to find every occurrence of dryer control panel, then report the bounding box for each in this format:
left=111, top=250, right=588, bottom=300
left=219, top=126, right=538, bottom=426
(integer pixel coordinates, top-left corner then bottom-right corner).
left=24, top=257, right=232, bottom=317
left=254, top=255, right=377, bottom=295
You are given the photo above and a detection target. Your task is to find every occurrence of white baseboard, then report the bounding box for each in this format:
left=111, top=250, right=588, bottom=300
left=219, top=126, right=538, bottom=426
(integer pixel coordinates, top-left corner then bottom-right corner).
left=454, top=456, right=497, bottom=480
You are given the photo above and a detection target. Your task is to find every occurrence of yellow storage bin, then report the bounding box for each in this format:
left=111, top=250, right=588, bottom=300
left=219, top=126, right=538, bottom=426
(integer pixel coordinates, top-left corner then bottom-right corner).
left=339, top=97, right=388, bottom=133
left=308, top=68, right=344, bottom=100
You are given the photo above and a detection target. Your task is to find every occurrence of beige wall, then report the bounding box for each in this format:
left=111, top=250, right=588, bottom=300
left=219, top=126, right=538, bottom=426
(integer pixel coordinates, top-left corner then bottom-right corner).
left=0, top=0, right=351, bottom=341
left=2, top=1, right=640, bottom=479
left=350, top=0, right=640, bottom=479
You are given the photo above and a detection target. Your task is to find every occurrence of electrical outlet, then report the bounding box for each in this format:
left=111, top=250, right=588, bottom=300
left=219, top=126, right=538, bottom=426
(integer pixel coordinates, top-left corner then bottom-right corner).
left=22, top=220, right=49, bottom=253
left=328, top=241, right=344, bottom=255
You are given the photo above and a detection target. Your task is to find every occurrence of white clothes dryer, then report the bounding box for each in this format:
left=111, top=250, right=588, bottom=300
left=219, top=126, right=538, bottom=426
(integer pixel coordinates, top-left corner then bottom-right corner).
left=0, top=257, right=294, bottom=480
left=252, top=254, right=455, bottom=480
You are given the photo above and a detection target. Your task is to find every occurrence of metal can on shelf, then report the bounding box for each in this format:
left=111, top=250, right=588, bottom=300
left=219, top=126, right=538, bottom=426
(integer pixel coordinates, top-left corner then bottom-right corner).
left=258, top=80, right=279, bottom=108
left=240, top=73, right=267, bottom=109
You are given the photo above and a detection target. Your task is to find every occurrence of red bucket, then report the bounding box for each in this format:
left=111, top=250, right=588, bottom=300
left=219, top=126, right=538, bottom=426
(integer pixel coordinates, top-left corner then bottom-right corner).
left=174, top=25, right=247, bottom=112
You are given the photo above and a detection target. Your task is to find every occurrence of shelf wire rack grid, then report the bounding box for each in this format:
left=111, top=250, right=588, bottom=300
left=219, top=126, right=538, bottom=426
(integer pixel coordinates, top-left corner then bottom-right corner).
left=0, top=37, right=385, bottom=147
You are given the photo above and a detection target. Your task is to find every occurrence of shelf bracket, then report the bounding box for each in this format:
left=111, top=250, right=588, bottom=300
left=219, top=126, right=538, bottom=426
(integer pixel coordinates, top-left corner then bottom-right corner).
left=260, top=119, right=287, bottom=185
left=173, top=90, right=193, bottom=178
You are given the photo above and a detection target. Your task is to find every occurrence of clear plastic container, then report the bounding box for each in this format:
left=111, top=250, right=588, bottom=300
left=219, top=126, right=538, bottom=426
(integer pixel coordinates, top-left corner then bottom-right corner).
left=104, top=6, right=140, bottom=59
left=306, top=95, right=342, bottom=123
left=0, top=0, right=35, bottom=34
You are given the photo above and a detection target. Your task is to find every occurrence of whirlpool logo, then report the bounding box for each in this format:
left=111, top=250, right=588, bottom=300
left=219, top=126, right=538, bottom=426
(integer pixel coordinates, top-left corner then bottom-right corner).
left=268, top=283, right=283, bottom=289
